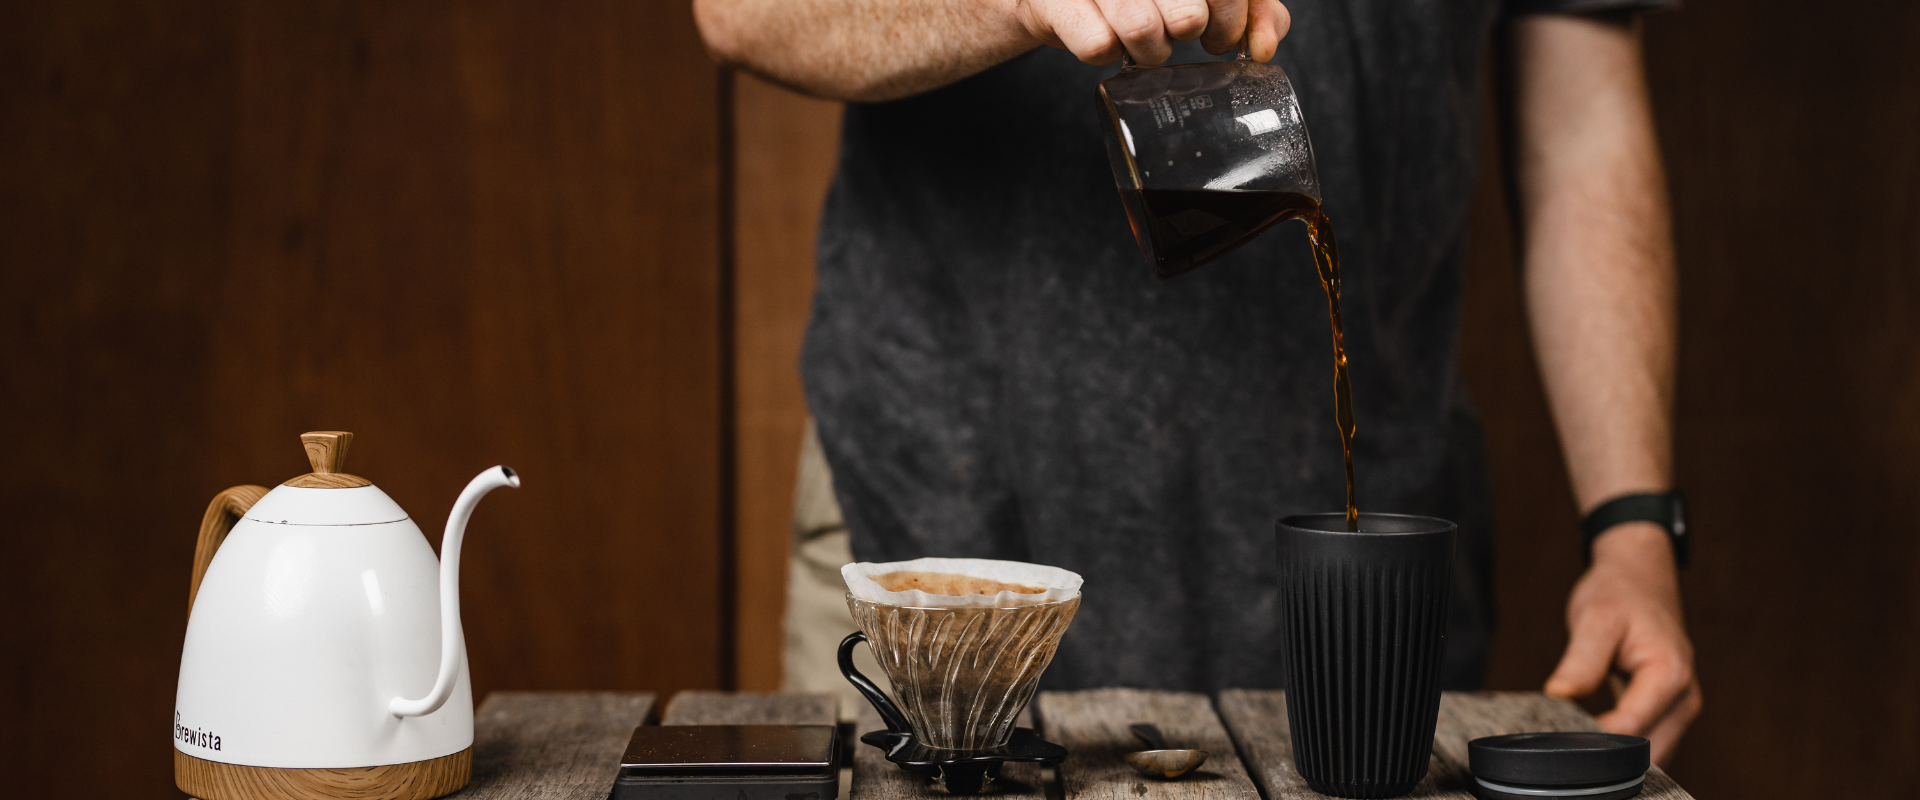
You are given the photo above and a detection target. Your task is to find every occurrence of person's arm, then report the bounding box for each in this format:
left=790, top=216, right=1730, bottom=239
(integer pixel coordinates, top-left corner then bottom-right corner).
left=694, top=0, right=1289, bottom=102
left=1506, top=13, right=1702, bottom=765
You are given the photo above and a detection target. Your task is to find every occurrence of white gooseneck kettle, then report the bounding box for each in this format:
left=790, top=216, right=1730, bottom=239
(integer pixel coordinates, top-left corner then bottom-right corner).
left=173, top=431, right=518, bottom=800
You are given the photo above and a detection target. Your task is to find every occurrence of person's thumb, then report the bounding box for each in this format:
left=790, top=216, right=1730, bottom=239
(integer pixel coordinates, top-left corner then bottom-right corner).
left=1545, top=613, right=1622, bottom=699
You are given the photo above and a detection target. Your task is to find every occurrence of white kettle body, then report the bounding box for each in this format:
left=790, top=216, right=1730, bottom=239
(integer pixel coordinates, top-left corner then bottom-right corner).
left=173, top=432, right=517, bottom=800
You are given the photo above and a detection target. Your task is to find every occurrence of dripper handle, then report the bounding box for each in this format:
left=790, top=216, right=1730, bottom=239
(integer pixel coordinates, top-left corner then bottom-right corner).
left=838, top=631, right=913, bottom=735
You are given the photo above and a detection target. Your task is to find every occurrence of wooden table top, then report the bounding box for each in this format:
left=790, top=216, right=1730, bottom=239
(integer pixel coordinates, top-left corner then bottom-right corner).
left=447, top=690, right=1693, bottom=800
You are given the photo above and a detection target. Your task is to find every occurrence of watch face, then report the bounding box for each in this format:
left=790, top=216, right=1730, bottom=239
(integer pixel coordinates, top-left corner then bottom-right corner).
left=1669, top=491, right=1690, bottom=568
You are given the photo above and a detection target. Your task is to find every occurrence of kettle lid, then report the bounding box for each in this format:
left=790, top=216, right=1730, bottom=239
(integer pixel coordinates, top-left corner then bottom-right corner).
left=240, top=431, right=410, bottom=527
left=282, top=431, right=370, bottom=488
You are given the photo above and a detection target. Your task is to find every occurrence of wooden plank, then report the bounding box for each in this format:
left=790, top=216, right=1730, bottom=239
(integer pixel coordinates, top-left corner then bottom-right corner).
left=663, top=691, right=839, bottom=725
left=1214, top=690, right=1693, bottom=800
left=1036, top=689, right=1259, bottom=800
left=850, top=704, right=1047, bottom=800
left=454, top=691, right=656, bottom=799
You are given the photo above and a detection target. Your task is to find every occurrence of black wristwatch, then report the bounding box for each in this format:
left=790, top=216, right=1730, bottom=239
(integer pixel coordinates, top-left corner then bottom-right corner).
left=1580, top=490, right=1689, bottom=569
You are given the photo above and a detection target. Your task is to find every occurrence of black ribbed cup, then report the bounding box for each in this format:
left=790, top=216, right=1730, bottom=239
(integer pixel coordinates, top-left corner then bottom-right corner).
left=1276, top=513, right=1455, bottom=799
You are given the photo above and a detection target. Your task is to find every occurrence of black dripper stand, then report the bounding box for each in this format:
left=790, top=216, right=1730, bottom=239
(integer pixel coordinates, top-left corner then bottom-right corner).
left=838, top=632, right=1067, bottom=794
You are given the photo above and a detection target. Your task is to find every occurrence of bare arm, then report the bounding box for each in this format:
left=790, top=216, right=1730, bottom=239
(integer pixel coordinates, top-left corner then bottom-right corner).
left=1507, top=14, right=1700, bottom=764
left=694, top=0, right=1290, bottom=102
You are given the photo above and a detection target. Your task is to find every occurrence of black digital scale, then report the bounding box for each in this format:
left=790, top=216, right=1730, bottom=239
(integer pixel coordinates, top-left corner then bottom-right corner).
left=613, top=724, right=841, bottom=800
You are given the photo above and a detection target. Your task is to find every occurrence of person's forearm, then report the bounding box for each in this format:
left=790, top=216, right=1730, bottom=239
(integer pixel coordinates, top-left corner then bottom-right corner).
left=1510, top=14, right=1676, bottom=526
left=698, top=0, right=1292, bottom=103
left=1515, top=16, right=1700, bottom=761
left=696, top=0, right=1036, bottom=102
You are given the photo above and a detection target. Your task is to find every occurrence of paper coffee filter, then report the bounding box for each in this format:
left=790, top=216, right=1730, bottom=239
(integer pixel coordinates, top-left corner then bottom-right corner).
left=843, top=557, right=1082, bottom=608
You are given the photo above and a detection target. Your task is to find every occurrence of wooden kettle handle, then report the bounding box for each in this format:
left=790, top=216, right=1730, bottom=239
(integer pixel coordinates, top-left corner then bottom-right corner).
left=188, top=485, right=270, bottom=611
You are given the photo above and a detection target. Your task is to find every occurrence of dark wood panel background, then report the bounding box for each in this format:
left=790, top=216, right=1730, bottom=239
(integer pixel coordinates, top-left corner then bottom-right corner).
left=729, top=74, right=841, bottom=692
left=3, top=0, right=1918, bottom=798
left=0, top=0, right=726, bottom=796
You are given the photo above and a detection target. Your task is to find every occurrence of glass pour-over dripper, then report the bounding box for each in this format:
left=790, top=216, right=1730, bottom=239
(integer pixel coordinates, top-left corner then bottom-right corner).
left=1096, top=42, right=1320, bottom=278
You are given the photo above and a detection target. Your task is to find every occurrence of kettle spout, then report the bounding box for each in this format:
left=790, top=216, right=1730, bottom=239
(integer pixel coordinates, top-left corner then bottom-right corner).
left=390, top=465, right=520, bottom=718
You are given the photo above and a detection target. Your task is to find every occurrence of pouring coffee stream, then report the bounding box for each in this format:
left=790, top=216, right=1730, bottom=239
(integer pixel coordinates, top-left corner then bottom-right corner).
left=1098, top=47, right=1359, bottom=530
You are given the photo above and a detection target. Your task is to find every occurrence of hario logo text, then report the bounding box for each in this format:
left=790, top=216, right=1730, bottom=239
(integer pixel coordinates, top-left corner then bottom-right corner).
left=174, top=711, right=222, bottom=752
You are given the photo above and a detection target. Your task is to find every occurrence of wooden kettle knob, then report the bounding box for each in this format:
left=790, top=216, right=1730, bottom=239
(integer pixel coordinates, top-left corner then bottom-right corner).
left=302, top=431, right=353, bottom=473
left=285, top=430, right=373, bottom=488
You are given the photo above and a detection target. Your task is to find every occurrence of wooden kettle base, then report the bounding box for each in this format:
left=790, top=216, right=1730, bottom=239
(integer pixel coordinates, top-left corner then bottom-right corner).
left=176, top=747, right=471, bottom=800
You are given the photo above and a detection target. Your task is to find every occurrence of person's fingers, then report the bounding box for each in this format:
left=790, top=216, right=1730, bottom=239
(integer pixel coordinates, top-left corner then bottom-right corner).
left=1544, top=612, right=1622, bottom=699
left=1094, top=0, right=1175, bottom=64
left=1021, top=0, right=1127, bottom=64
left=1013, top=0, right=1066, bottom=50
left=1197, top=0, right=1246, bottom=54
left=1153, top=0, right=1211, bottom=42
left=1244, top=0, right=1291, bottom=62
left=1640, top=678, right=1701, bottom=765
left=1594, top=651, right=1693, bottom=737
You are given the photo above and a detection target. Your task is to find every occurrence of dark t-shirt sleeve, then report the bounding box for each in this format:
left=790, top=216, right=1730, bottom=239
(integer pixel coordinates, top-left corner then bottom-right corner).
left=1505, top=0, right=1679, bottom=16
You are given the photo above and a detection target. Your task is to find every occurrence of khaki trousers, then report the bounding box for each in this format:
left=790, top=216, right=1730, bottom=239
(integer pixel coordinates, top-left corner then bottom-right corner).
left=781, top=419, right=889, bottom=721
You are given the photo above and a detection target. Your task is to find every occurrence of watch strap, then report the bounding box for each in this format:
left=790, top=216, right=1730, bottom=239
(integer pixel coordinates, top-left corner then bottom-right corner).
left=1580, top=491, right=1689, bottom=569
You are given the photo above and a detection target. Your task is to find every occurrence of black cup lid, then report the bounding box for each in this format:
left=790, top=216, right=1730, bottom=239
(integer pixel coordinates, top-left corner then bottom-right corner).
left=1468, top=732, right=1649, bottom=788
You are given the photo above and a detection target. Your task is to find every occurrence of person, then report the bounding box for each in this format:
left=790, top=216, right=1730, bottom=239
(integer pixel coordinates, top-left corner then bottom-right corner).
left=696, top=0, right=1702, bottom=763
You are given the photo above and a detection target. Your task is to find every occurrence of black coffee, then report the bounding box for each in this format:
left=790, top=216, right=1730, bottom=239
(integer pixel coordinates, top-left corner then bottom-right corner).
left=1119, top=188, right=1358, bottom=531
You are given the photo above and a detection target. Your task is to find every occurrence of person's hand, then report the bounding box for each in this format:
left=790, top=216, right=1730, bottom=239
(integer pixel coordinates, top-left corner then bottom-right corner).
left=1545, top=521, right=1702, bottom=765
left=1010, top=0, right=1290, bottom=66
